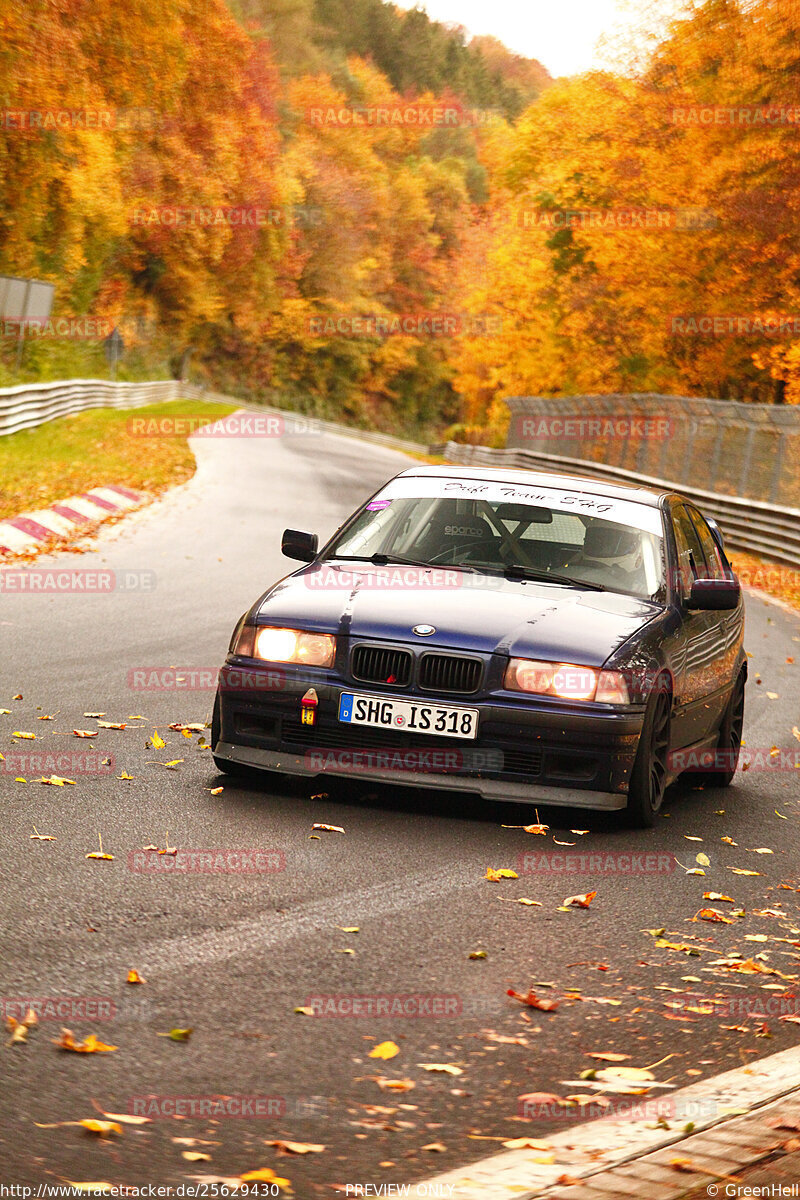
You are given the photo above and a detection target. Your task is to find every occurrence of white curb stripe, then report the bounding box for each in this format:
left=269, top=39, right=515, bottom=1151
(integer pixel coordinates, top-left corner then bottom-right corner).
left=408, top=1043, right=800, bottom=1198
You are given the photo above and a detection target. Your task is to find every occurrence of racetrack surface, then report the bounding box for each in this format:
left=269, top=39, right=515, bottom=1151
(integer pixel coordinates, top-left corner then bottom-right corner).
left=2, top=425, right=800, bottom=1191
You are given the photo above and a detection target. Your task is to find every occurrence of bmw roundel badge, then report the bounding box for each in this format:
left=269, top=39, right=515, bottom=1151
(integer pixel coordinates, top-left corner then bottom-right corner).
left=412, top=624, right=436, bottom=636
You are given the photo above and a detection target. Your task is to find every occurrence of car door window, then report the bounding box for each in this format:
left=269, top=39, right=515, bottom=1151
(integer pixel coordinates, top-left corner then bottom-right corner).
left=687, top=507, right=726, bottom=580
left=672, top=505, right=709, bottom=600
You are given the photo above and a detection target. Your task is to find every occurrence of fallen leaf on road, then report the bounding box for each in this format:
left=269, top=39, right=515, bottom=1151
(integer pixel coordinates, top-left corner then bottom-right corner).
left=728, top=867, right=761, bottom=875
left=183, top=1152, right=211, bottom=1162
left=421, top=1142, right=447, bottom=1151
left=79, top=1120, right=122, bottom=1137
left=418, top=1063, right=463, bottom=1075
left=586, top=1052, right=630, bottom=1062
left=239, top=1169, right=291, bottom=1189
left=13, top=731, right=35, bottom=739
left=98, top=1112, right=151, bottom=1126
left=721, top=837, right=738, bottom=845
left=595, top=1066, right=655, bottom=1082
left=54, top=1029, right=117, bottom=1053
left=746, top=848, right=774, bottom=854
left=97, top=721, right=126, bottom=730
left=692, top=908, right=735, bottom=923
left=148, top=730, right=166, bottom=749
left=30, top=826, right=55, bottom=841
left=563, top=891, right=596, bottom=908
left=375, top=1078, right=415, bottom=1091
left=126, top=970, right=145, bottom=985
left=312, top=823, right=344, bottom=833
left=518, top=1091, right=570, bottom=1106
left=469, top=951, right=487, bottom=959
left=497, top=896, right=542, bottom=906
left=264, top=1140, right=325, bottom=1154
left=73, top=730, right=98, bottom=738
left=368, top=1042, right=399, bottom=1060
left=210, top=787, right=223, bottom=795
left=83, top=712, right=104, bottom=717
left=704, top=892, right=735, bottom=903
left=502, top=1137, right=553, bottom=1150
left=157, top=1028, right=192, bottom=1041
left=293, top=1007, right=314, bottom=1016
left=486, top=867, right=518, bottom=881
left=86, top=832, right=113, bottom=860
left=40, top=775, right=76, bottom=786
left=507, top=989, right=559, bottom=1011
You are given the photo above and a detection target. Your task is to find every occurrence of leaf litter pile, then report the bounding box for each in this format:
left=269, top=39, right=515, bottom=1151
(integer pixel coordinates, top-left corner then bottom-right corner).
left=4, top=671, right=800, bottom=1187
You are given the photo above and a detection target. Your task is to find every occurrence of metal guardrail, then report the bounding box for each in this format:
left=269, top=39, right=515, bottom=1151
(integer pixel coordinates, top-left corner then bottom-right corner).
left=430, top=441, right=800, bottom=569
left=0, top=378, right=429, bottom=457
left=0, top=378, right=186, bottom=436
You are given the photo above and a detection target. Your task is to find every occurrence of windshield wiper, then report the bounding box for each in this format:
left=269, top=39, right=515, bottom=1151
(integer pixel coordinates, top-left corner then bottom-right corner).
left=502, top=564, right=606, bottom=591
left=328, top=553, right=437, bottom=569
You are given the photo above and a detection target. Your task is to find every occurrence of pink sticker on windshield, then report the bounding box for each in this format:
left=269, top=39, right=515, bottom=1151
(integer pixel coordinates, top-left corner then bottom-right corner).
left=366, top=499, right=392, bottom=511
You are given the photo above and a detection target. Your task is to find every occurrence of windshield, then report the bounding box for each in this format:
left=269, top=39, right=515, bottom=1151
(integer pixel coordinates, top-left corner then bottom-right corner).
left=326, top=485, right=665, bottom=600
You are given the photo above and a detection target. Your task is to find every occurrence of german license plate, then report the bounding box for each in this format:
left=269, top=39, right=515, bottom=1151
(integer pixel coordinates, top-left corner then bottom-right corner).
left=338, top=693, right=478, bottom=740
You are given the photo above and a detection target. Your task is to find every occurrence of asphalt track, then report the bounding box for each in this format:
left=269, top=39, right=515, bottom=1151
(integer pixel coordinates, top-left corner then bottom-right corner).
left=2, top=424, right=800, bottom=1192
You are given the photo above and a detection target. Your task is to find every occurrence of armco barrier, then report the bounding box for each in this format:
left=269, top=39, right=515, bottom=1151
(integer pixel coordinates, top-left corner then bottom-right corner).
left=0, top=379, right=425, bottom=455
left=0, top=379, right=186, bottom=436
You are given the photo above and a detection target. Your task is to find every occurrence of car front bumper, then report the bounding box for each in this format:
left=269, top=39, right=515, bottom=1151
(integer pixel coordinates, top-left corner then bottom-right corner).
left=214, top=661, right=646, bottom=811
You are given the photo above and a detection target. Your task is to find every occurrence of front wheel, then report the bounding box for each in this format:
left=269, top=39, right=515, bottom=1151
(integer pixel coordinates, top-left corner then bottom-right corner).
left=704, top=670, right=746, bottom=787
left=626, top=683, right=671, bottom=828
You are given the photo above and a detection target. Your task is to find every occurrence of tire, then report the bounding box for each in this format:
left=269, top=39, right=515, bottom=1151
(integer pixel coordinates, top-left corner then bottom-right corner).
left=704, top=670, right=746, bottom=788
left=627, top=679, right=672, bottom=828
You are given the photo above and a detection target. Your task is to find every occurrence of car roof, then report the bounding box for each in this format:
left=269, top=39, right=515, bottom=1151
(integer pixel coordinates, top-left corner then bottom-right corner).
left=397, top=464, right=670, bottom=508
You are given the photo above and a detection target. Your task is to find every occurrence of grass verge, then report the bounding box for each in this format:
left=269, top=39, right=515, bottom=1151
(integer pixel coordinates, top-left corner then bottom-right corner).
left=0, top=400, right=237, bottom=522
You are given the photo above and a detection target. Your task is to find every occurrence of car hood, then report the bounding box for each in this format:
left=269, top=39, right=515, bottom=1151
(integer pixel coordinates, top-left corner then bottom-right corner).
left=253, top=564, right=661, bottom=668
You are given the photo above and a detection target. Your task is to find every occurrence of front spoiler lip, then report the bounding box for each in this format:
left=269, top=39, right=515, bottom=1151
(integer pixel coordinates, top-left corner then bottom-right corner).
left=213, top=741, right=629, bottom=811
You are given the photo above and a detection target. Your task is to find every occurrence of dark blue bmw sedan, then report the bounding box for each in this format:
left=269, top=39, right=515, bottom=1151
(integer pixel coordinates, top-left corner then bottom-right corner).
left=211, top=466, right=746, bottom=826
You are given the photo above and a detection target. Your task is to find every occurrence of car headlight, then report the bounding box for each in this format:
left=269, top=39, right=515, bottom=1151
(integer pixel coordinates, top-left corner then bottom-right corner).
left=232, top=625, right=336, bottom=668
left=504, top=658, right=630, bottom=704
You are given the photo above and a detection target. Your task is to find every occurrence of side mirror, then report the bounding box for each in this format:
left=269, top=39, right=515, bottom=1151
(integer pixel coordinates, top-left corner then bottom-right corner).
left=688, top=577, right=740, bottom=611
left=282, top=528, right=318, bottom=562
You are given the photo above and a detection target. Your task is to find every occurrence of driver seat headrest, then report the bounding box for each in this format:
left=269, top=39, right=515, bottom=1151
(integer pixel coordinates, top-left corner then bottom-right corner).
left=582, top=524, right=639, bottom=559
